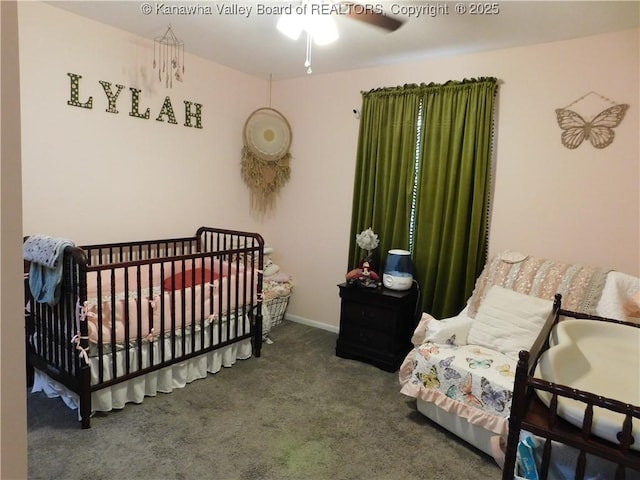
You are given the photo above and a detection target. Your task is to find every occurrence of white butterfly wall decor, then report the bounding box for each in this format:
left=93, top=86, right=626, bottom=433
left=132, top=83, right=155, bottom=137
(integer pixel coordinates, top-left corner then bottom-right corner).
left=555, top=92, right=629, bottom=150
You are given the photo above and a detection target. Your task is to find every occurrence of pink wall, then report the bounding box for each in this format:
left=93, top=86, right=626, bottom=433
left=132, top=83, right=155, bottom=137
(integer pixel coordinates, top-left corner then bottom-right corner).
left=19, top=2, right=266, bottom=244
left=267, top=28, right=639, bottom=330
left=17, top=3, right=639, bottom=333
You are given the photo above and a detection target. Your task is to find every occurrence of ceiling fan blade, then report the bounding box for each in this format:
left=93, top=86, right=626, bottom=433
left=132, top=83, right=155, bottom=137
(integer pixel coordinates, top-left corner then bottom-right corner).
left=339, top=2, right=405, bottom=32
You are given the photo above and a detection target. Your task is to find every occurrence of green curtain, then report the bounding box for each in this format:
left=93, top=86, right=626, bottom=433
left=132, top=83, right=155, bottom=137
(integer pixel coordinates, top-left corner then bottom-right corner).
left=348, top=86, right=421, bottom=271
left=348, top=78, right=498, bottom=319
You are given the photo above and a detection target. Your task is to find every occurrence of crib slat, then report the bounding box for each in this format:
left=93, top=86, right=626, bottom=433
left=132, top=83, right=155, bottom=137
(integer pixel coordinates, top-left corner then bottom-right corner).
left=159, top=261, right=166, bottom=364
left=123, top=266, right=131, bottom=372
left=226, top=253, right=232, bottom=342
left=190, top=259, right=197, bottom=353
left=576, top=449, right=586, bottom=480
left=180, top=258, right=186, bottom=356
left=96, top=272, right=105, bottom=383
left=148, top=262, right=155, bottom=367
left=540, top=438, right=552, bottom=480
left=581, top=403, right=594, bottom=444
left=110, top=269, right=117, bottom=378
left=136, top=264, right=143, bottom=369
left=549, top=392, right=558, bottom=429
left=618, top=413, right=634, bottom=452
left=199, top=258, right=206, bottom=347
left=170, top=259, right=177, bottom=361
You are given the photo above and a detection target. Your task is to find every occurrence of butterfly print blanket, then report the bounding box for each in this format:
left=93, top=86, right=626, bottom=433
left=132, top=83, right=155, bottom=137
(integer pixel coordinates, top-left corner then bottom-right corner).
left=399, top=341, right=516, bottom=435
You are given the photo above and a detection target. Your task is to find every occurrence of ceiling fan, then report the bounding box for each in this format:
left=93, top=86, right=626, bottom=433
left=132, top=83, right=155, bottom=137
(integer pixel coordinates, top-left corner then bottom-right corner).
left=277, top=0, right=405, bottom=73
left=335, top=2, right=405, bottom=32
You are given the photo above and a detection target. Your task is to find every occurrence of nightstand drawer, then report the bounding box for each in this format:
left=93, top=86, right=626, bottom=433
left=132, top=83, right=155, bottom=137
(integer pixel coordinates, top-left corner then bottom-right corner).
left=342, top=302, right=397, bottom=333
left=339, top=323, right=393, bottom=352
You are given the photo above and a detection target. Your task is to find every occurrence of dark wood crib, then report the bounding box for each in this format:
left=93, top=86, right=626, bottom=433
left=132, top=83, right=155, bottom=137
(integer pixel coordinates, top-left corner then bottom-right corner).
left=502, top=294, right=640, bottom=479
left=24, top=227, right=264, bottom=428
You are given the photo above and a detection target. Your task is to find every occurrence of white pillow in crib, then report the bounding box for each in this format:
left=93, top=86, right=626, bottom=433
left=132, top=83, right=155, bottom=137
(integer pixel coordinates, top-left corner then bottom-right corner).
left=468, top=286, right=553, bottom=359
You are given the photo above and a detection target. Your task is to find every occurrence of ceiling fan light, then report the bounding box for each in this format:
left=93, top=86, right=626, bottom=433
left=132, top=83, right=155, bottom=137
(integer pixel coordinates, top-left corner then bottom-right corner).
left=307, top=16, right=338, bottom=45
left=277, top=14, right=303, bottom=41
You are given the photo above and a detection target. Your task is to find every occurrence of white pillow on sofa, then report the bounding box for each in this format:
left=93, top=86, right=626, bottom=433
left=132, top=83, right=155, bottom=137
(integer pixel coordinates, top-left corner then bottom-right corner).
left=424, top=311, right=474, bottom=346
left=410, top=310, right=473, bottom=346
left=467, top=286, right=553, bottom=360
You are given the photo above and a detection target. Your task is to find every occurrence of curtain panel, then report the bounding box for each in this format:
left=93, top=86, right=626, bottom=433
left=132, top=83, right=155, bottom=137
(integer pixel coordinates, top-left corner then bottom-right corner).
left=348, top=78, right=498, bottom=318
left=348, top=85, right=421, bottom=271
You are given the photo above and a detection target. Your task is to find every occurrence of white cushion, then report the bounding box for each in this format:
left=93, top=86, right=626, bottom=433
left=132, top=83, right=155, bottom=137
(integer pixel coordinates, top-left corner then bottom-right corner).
left=467, top=286, right=553, bottom=360
left=424, top=311, right=473, bottom=346
left=596, top=271, right=640, bottom=322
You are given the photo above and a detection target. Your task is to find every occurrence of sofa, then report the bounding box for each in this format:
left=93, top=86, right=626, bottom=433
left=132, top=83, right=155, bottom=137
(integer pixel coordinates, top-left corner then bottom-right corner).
left=398, top=251, right=640, bottom=460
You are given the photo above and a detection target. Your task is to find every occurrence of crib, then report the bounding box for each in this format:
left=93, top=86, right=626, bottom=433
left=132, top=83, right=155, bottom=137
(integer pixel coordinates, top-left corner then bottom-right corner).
left=24, top=227, right=264, bottom=428
left=502, top=296, right=640, bottom=479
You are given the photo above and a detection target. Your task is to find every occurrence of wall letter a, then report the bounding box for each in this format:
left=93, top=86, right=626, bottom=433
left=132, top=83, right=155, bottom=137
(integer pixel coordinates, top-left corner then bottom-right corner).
left=67, top=73, right=93, bottom=109
left=156, top=96, right=178, bottom=125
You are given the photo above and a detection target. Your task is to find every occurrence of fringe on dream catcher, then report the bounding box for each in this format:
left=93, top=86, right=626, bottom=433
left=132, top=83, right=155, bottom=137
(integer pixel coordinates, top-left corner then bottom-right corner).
left=241, top=146, right=291, bottom=214
left=241, top=106, right=293, bottom=216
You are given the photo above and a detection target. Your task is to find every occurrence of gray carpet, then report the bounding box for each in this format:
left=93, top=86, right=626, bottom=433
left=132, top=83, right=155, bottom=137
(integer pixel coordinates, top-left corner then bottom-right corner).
left=28, top=321, right=501, bottom=480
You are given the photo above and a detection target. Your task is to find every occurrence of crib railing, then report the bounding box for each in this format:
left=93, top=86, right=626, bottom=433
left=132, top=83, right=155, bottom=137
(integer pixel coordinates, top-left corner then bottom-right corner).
left=82, top=236, right=199, bottom=266
left=516, top=377, right=640, bottom=479
left=502, top=297, right=640, bottom=480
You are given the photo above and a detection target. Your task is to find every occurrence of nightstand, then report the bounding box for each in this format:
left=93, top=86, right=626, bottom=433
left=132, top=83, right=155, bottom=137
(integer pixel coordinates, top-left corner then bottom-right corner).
left=335, top=282, right=419, bottom=372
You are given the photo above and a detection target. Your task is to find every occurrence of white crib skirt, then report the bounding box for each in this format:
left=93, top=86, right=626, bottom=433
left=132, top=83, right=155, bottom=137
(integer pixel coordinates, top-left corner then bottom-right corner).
left=32, top=316, right=253, bottom=415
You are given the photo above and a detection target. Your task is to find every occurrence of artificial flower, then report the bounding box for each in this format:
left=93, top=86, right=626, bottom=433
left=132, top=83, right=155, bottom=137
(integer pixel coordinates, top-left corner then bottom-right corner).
left=355, top=228, right=379, bottom=253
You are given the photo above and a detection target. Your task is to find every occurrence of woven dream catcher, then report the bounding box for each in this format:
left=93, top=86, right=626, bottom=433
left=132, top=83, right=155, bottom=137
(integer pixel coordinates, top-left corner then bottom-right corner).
left=555, top=92, right=629, bottom=149
left=241, top=107, right=292, bottom=215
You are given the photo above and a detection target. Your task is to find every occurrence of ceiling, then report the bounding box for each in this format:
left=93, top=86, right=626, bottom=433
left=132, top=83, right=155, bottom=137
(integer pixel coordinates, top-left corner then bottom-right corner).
left=49, top=1, right=639, bottom=80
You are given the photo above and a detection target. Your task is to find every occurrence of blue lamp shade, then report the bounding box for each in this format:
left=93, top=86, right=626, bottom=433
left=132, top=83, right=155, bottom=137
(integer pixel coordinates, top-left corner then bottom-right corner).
left=382, top=249, right=414, bottom=291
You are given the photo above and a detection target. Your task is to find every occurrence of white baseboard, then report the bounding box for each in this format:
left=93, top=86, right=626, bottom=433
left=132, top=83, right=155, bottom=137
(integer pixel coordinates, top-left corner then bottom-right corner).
left=284, top=313, right=340, bottom=334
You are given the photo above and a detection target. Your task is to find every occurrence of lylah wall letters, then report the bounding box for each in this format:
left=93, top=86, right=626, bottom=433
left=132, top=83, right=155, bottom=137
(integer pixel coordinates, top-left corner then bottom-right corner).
left=67, top=73, right=203, bottom=129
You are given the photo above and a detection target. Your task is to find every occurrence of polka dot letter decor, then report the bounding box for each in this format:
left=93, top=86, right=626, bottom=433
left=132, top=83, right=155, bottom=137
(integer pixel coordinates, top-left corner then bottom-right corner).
left=66, top=72, right=203, bottom=129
